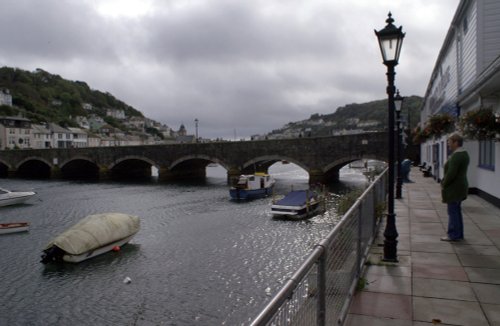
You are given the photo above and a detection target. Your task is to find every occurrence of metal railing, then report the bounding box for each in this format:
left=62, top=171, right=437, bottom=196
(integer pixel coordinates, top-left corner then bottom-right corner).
left=250, top=169, right=387, bottom=326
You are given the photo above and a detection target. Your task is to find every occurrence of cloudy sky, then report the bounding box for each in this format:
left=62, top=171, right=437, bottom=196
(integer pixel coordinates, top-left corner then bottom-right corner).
left=0, top=0, right=459, bottom=139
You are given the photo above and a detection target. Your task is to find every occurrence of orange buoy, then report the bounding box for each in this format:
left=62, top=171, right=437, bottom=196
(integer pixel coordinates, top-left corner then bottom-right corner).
left=112, top=246, right=120, bottom=252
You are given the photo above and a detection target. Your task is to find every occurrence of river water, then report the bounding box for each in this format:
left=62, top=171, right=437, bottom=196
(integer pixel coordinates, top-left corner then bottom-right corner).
left=0, top=163, right=369, bottom=326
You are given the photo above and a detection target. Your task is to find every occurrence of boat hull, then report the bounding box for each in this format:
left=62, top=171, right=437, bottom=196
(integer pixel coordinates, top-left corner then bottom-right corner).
left=271, top=190, right=324, bottom=220
left=0, top=191, right=36, bottom=207
left=271, top=202, right=322, bottom=220
left=41, top=212, right=140, bottom=264
left=230, top=186, right=273, bottom=200
left=0, top=222, right=30, bottom=235
left=62, top=234, right=136, bottom=263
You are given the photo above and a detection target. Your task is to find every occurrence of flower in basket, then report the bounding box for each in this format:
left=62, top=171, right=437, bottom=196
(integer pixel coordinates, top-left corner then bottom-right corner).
left=412, top=125, right=429, bottom=144
left=458, top=107, right=500, bottom=140
left=425, top=113, right=455, bottom=139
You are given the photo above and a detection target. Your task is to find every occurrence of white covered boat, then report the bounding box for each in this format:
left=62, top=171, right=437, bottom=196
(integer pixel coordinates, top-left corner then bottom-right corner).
left=0, top=222, right=30, bottom=235
left=0, top=187, right=36, bottom=207
left=230, top=172, right=276, bottom=200
left=41, top=212, right=140, bottom=264
left=271, top=190, right=324, bottom=220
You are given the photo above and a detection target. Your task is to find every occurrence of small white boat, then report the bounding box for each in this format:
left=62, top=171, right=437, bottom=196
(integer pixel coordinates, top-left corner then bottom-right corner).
left=0, top=222, right=30, bottom=235
left=41, top=212, right=140, bottom=264
left=271, top=190, right=324, bottom=220
left=229, top=172, right=276, bottom=200
left=0, top=187, right=36, bottom=207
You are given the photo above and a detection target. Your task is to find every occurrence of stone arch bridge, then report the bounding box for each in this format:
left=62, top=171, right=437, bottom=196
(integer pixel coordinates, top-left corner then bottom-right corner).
left=0, top=132, right=387, bottom=184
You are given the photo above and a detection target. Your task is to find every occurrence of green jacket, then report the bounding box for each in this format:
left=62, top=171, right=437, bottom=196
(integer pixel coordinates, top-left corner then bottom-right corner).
left=441, top=148, right=469, bottom=203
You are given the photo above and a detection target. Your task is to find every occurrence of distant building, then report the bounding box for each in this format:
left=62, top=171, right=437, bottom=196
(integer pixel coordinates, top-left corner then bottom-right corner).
left=31, top=124, right=51, bottom=149
left=67, top=127, right=88, bottom=148
left=0, top=116, right=31, bottom=149
left=74, top=116, right=90, bottom=129
left=177, top=124, right=187, bottom=136
left=0, top=89, right=12, bottom=107
left=106, top=108, right=126, bottom=120
left=48, top=123, right=72, bottom=148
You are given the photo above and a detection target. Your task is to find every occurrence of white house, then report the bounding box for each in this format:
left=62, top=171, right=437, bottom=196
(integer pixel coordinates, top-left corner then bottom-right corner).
left=48, top=123, right=72, bottom=148
left=420, top=0, right=500, bottom=205
left=0, top=89, right=12, bottom=107
left=67, top=127, right=88, bottom=148
left=106, top=108, right=126, bottom=120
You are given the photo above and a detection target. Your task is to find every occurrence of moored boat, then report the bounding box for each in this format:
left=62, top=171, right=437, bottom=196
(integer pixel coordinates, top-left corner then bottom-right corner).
left=271, top=190, right=324, bottom=220
left=0, top=222, right=30, bottom=235
left=229, top=172, right=275, bottom=200
left=41, top=212, right=140, bottom=264
left=0, top=187, right=37, bottom=207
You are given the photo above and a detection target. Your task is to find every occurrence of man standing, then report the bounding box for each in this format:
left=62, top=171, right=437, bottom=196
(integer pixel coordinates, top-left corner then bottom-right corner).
left=441, top=133, right=469, bottom=242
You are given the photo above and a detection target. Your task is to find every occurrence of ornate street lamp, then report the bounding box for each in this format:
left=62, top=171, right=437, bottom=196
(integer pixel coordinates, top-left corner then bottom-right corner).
left=395, top=90, right=404, bottom=199
left=195, top=118, right=199, bottom=142
left=375, top=12, right=405, bottom=262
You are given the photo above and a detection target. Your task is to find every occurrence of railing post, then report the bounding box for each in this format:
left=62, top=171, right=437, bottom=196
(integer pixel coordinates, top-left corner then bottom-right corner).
left=317, top=252, right=326, bottom=326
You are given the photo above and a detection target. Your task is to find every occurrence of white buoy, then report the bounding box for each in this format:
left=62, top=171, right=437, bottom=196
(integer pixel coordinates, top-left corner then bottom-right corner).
left=123, top=276, right=132, bottom=284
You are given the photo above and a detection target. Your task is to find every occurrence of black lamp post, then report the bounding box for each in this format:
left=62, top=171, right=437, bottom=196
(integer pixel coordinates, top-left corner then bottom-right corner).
left=395, top=90, right=404, bottom=199
left=195, top=118, right=199, bottom=142
left=375, top=12, right=405, bottom=262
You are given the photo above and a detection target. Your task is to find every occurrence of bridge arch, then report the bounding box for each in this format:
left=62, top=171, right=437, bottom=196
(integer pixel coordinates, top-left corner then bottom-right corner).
left=0, top=159, right=11, bottom=177
left=169, top=155, right=229, bottom=171
left=59, top=156, right=100, bottom=180
left=242, top=155, right=309, bottom=174
left=16, top=157, right=52, bottom=179
left=108, top=156, right=159, bottom=179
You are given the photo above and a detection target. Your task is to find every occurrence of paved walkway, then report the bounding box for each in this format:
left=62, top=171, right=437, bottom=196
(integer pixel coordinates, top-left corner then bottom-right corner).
left=345, top=168, right=500, bottom=326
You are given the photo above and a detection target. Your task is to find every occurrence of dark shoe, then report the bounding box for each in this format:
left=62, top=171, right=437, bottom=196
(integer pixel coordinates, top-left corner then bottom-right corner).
left=441, top=236, right=460, bottom=242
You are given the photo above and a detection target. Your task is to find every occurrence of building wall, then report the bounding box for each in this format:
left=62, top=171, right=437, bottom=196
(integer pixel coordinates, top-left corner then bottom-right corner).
left=420, top=0, right=500, bottom=205
left=481, top=0, right=500, bottom=70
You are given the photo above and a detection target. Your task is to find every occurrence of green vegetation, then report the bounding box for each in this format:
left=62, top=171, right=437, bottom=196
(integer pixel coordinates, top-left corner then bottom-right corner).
left=336, top=189, right=364, bottom=216
left=268, top=96, right=423, bottom=137
left=0, top=66, right=143, bottom=127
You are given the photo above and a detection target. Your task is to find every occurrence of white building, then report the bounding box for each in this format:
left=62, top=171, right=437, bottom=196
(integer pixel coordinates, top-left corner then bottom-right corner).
left=0, top=116, right=31, bottom=149
left=0, top=89, right=12, bottom=107
left=31, top=124, right=52, bottom=149
left=67, top=127, right=88, bottom=148
left=106, top=108, right=126, bottom=120
left=420, top=0, right=500, bottom=205
left=48, top=123, right=72, bottom=148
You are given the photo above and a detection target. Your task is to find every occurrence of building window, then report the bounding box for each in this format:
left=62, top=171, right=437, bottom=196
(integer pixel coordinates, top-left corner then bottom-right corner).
left=479, top=140, right=495, bottom=171
left=463, top=16, right=468, bottom=34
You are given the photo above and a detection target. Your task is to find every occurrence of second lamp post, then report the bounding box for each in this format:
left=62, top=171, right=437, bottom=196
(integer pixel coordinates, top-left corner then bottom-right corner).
left=395, top=90, right=404, bottom=199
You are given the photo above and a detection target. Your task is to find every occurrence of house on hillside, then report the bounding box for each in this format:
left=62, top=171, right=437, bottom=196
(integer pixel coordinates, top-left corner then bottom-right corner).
left=0, top=116, right=31, bottom=149
left=106, top=108, right=126, bottom=120
left=419, top=0, right=500, bottom=206
left=0, top=89, right=12, bottom=107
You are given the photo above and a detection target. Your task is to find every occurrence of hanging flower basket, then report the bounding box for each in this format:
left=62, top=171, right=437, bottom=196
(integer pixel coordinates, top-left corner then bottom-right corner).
left=424, top=113, right=455, bottom=139
left=412, top=125, right=430, bottom=144
left=458, top=107, right=500, bottom=140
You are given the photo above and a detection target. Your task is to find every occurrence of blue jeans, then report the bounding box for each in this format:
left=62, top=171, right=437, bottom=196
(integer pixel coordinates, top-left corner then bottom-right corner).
left=447, top=201, right=464, bottom=239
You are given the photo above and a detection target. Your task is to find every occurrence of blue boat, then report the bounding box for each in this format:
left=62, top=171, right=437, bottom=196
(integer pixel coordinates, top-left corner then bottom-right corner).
left=271, top=190, right=323, bottom=220
left=229, top=173, right=275, bottom=200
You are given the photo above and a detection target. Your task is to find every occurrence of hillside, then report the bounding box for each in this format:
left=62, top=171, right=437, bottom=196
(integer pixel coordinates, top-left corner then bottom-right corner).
left=268, top=96, right=422, bottom=138
left=0, top=66, right=144, bottom=130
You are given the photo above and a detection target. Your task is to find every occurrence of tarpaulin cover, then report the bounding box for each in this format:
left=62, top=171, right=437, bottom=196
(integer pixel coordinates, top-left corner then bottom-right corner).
left=275, top=190, right=315, bottom=206
left=45, top=212, right=140, bottom=255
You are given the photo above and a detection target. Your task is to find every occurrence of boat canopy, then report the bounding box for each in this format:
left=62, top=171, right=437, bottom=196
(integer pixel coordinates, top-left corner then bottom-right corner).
left=275, top=190, right=315, bottom=206
left=44, top=213, right=140, bottom=255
